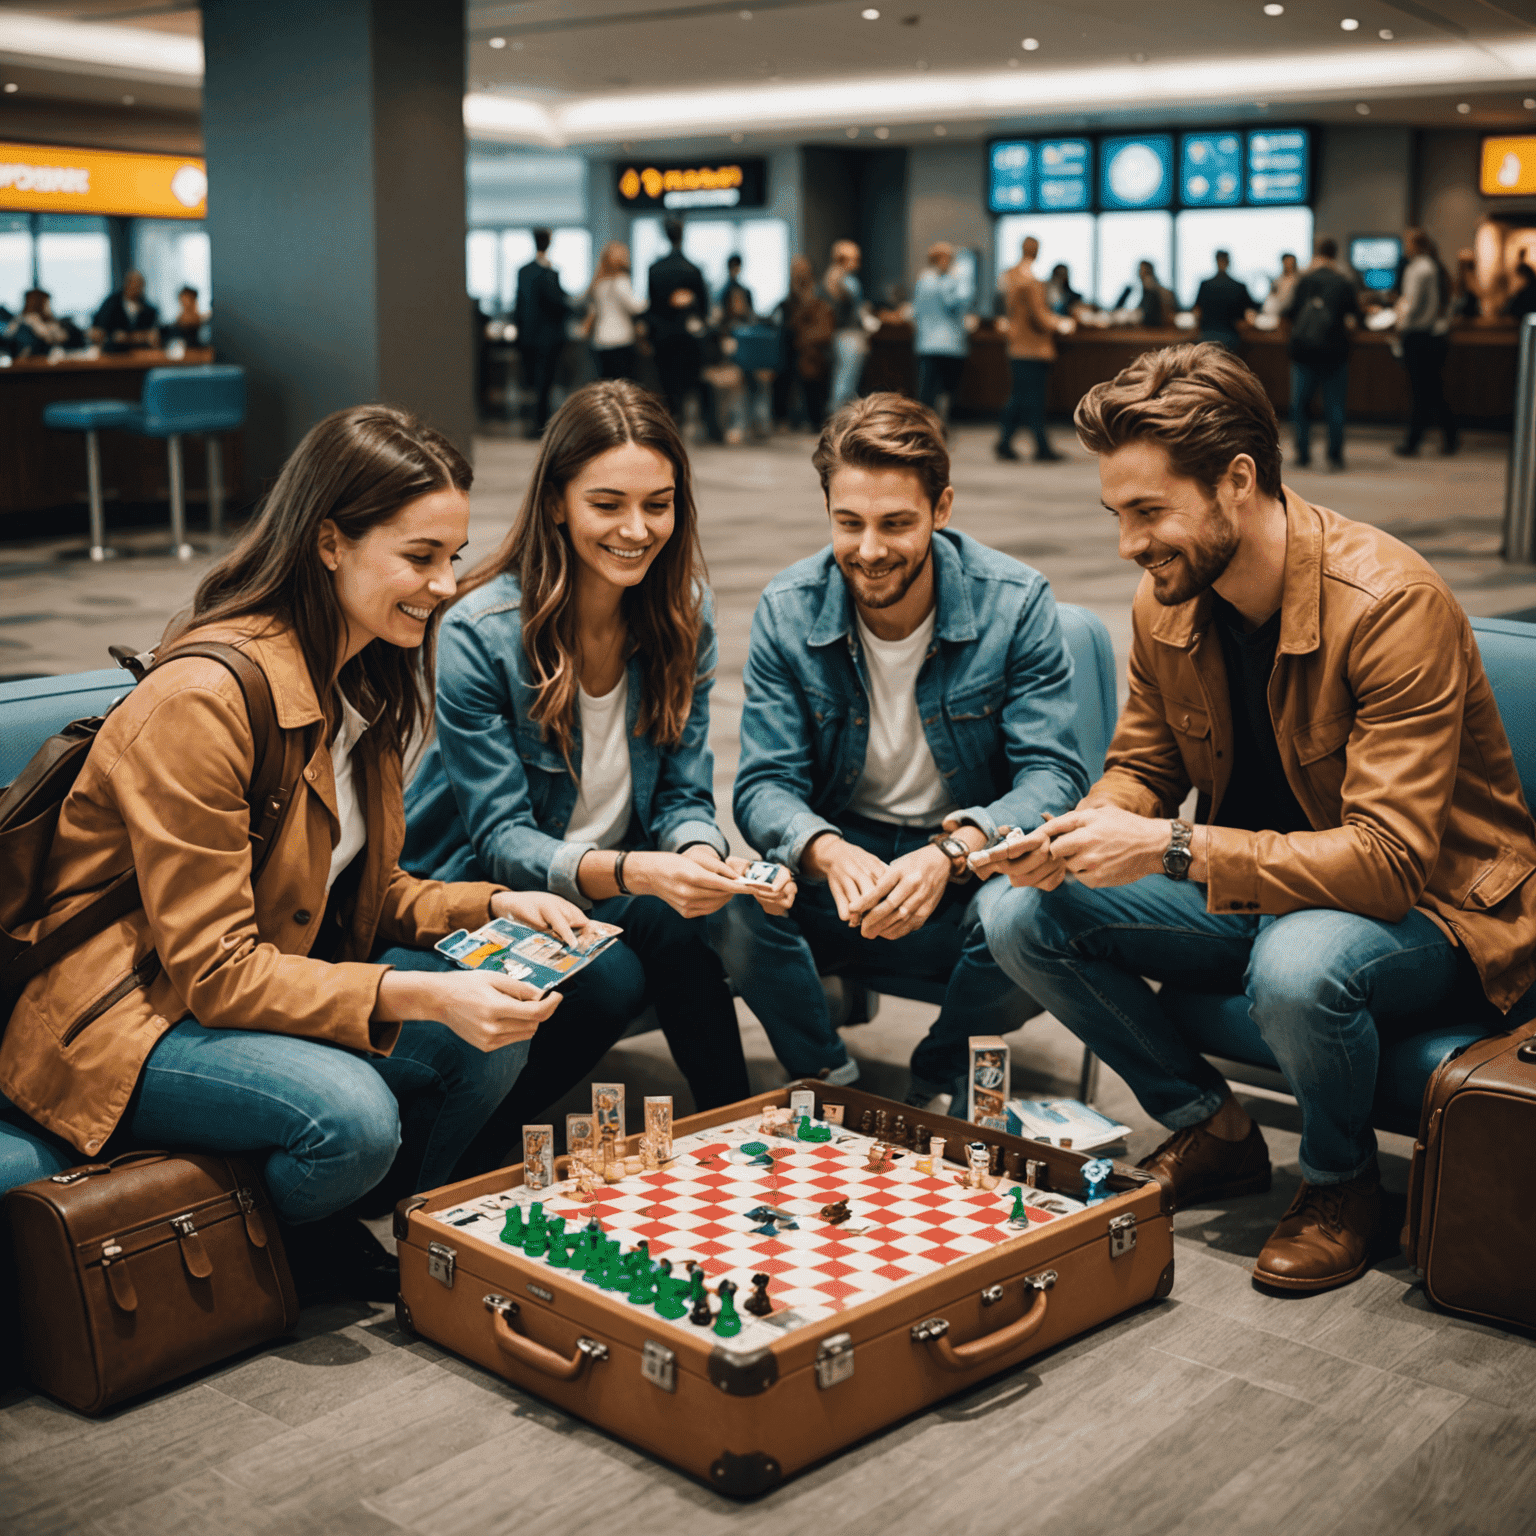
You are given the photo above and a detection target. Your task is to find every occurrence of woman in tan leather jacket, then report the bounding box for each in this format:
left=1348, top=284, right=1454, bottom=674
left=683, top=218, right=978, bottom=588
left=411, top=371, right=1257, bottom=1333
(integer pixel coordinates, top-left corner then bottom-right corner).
left=0, top=406, right=588, bottom=1298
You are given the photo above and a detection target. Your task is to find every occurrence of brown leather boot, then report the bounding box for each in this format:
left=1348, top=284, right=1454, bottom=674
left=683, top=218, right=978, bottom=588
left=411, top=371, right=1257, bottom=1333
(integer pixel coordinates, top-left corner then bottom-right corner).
left=1138, top=1119, right=1271, bottom=1211
left=1252, top=1167, right=1382, bottom=1294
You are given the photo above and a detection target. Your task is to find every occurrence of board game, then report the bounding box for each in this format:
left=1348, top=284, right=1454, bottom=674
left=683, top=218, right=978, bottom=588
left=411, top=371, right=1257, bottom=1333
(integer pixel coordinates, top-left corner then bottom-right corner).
left=395, top=1083, right=1174, bottom=1497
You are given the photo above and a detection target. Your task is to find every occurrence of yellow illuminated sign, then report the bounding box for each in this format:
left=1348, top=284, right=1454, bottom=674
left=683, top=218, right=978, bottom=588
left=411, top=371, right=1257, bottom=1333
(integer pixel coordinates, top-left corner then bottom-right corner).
left=0, top=142, right=207, bottom=218
left=619, top=163, right=745, bottom=201
left=1482, top=136, right=1536, bottom=197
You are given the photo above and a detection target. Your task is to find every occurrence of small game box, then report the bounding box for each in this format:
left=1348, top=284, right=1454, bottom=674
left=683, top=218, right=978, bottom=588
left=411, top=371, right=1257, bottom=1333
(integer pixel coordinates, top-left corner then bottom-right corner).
left=967, top=1035, right=1010, bottom=1130
left=434, top=917, right=622, bottom=995
left=394, top=1083, right=1173, bottom=1496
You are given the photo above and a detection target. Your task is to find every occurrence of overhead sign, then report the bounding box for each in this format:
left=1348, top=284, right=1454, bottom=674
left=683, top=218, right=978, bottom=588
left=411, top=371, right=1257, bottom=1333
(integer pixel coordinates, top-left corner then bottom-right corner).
left=1247, top=128, right=1309, bottom=205
left=989, top=140, right=1033, bottom=212
left=1037, top=139, right=1092, bottom=211
left=615, top=157, right=766, bottom=211
left=1482, top=136, right=1536, bottom=196
left=1180, top=132, right=1242, bottom=207
left=0, top=141, right=206, bottom=218
left=1100, top=135, right=1173, bottom=211
left=1350, top=235, right=1402, bottom=291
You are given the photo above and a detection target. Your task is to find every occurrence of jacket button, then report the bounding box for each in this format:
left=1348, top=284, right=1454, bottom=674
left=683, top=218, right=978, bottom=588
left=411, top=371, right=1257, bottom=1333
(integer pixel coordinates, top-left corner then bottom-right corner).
left=86, top=1140, right=99, bottom=1152
left=1182, top=713, right=1191, bottom=728
left=294, top=909, right=312, bottom=924
left=304, top=767, right=316, bottom=782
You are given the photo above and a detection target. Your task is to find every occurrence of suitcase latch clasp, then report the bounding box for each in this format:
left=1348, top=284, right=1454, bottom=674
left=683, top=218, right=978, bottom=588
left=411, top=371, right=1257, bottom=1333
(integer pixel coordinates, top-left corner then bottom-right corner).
left=642, top=1339, right=676, bottom=1392
left=1108, top=1213, right=1137, bottom=1259
left=815, top=1331, right=855, bottom=1389
left=428, top=1241, right=457, bottom=1288
left=170, top=1213, right=197, bottom=1238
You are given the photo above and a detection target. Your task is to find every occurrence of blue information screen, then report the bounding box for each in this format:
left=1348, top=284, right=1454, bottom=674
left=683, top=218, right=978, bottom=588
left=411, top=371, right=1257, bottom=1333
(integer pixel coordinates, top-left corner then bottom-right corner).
left=1100, top=134, right=1174, bottom=210
left=1247, top=128, right=1310, bottom=204
left=989, top=141, right=1034, bottom=212
left=1350, top=235, right=1402, bottom=291
left=1037, top=139, right=1092, bottom=211
left=1180, top=132, right=1243, bottom=207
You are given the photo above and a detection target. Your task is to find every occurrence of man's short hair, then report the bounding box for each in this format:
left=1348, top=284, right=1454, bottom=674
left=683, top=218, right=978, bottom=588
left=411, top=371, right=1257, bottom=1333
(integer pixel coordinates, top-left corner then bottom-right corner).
left=1315, top=235, right=1339, bottom=260
left=727, top=254, right=742, bottom=270
left=532, top=227, right=552, bottom=252
left=664, top=217, right=685, bottom=247
left=1215, top=249, right=1230, bottom=264
left=1074, top=343, right=1283, bottom=501
left=812, top=392, right=950, bottom=511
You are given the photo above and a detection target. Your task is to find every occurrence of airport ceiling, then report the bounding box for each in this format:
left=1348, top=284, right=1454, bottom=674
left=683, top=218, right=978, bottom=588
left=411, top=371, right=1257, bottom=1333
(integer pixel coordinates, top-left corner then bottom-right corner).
left=2, top=0, right=1536, bottom=148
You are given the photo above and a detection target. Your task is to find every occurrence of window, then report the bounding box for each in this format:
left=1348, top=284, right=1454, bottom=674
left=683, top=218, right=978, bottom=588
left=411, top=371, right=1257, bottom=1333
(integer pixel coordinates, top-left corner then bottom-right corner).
left=35, top=218, right=111, bottom=328
left=1174, top=206, right=1314, bottom=306
left=131, top=220, right=211, bottom=317
left=466, top=230, right=499, bottom=307
left=630, top=216, right=790, bottom=313
left=471, top=226, right=593, bottom=313
left=0, top=215, right=31, bottom=314
left=994, top=213, right=1095, bottom=306
left=1097, top=211, right=1174, bottom=313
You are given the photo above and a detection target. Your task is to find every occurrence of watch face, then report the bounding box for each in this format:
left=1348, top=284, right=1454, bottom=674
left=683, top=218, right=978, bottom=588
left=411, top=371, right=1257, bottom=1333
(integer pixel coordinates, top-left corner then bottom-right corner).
left=1164, top=846, right=1192, bottom=878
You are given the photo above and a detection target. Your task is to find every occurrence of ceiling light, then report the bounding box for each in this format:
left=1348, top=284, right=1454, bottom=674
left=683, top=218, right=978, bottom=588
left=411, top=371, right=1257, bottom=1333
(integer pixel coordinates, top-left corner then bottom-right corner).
left=1355, top=102, right=1370, bottom=114
left=488, top=36, right=506, bottom=48
left=1341, top=18, right=1359, bottom=31
left=916, top=59, right=930, bottom=70
left=1456, top=101, right=1470, bottom=112
left=740, top=8, right=753, bottom=17
left=1263, top=4, right=1284, bottom=14
left=846, top=125, right=859, bottom=137
left=874, top=125, right=890, bottom=137
left=2, top=83, right=16, bottom=94
left=1379, top=28, right=1393, bottom=39
left=1130, top=51, right=1147, bottom=62
left=1022, top=37, right=1040, bottom=51
left=862, top=7, right=881, bottom=17
left=934, top=124, right=947, bottom=134
left=1526, top=97, right=1536, bottom=108
left=1008, top=57, right=1020, bottom=66
left=0, top=11, right=201, bottom=80
left=122, top=94, right=134, bottom=104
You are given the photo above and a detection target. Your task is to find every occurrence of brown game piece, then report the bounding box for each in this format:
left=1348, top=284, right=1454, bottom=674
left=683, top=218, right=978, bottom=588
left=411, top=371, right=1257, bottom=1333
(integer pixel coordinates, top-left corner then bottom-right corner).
left=874, top=1109, right=890, bottom=1140
left=820, top=1199, right=851, bottom=1225
left=1004, top=1149, right=1025, bottom=1182
left=915, top=1125, right=931, bottom=1155
left=744, top=1274, right=773, bottom=1317
left=892, top=1114, right=908, bottom=1148
left=864, top=1142, right=893, bottom=1174
left=989, top=1144, right=1003, bottom=1177
left=859, top=1109, right=874, bottom=1135
left=1025, top=1158, right=1048, bottom=1190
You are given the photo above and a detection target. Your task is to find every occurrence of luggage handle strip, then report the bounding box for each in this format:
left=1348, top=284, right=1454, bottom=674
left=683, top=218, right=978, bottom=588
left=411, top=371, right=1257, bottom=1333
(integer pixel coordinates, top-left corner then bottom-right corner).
left=483, top=1294, right=609, bottom=1381
left=911, top=1270, right=1057, bottom=1371
left=75, top=1189, right=260, bottom=1265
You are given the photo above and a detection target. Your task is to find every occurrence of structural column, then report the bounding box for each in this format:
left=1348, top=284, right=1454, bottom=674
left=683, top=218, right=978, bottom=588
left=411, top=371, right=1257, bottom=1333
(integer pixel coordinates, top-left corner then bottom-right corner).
left=201, top=0, right=472, bottom=488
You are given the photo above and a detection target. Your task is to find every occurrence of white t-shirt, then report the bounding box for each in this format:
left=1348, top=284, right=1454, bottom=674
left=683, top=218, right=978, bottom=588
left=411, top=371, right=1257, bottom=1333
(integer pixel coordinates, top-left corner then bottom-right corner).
left=563, top=673, right=633, bottom=849
left=590, top=274, right=648, bottom=348
left=327, top=693, right=370, bottom=891
left=847, top=608, right=957, bottom=826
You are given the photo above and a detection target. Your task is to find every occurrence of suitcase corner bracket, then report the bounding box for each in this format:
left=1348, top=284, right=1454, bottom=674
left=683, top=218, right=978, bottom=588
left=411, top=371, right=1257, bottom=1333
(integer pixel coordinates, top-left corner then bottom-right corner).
left=394, top=1195, right=427, bottom=1241
left=708, top=1344, right=778, bottom=1395
left=709, top=1450, right=782, bottom=1498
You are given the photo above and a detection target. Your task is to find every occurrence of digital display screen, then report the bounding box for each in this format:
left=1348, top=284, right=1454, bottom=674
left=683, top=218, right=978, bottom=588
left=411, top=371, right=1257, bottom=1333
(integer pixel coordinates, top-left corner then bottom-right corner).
left=1100, top=135, right=1174, bottom=211
left=1037, top=139, right=1092, bottom=211
left=989, top=141, right=1034, bottom=212
left=1180, top=133, right=1243, bottom=207
left=1482, top=136, right=1536, bottom=196
left=1247, top=129, right=1310, bottom=205
left=1350, top=235, right=1402, bottom=291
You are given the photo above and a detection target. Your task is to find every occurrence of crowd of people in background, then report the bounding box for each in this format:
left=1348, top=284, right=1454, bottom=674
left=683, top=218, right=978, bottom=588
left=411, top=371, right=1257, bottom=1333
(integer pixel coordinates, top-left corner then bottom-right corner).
left=1, top=267, right=209, bottom=359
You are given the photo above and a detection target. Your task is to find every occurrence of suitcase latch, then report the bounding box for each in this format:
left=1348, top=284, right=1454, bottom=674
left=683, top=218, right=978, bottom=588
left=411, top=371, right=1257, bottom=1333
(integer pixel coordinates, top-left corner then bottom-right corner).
left=428, top=1241, right=457, bottom=1289
left=815, top=1332, right=855, bottom=1390
left=170, top=1213, right=197, bottom=1237
left=642, top=1339, right=677, bottom=1392
left=1108, top=1213, right=1137, bottom=1259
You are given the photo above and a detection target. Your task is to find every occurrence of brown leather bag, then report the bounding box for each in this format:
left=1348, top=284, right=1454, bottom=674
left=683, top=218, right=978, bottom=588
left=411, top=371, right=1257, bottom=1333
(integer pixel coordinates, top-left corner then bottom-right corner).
left=5, top=1150, right=298, bottom=1413
left=1403, top=1016, right=1536, bottom=1332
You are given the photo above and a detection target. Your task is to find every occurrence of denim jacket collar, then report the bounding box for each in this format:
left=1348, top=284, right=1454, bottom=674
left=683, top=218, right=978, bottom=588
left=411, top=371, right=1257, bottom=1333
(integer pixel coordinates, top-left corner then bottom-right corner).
left=805, top=530, right=980, bottom=649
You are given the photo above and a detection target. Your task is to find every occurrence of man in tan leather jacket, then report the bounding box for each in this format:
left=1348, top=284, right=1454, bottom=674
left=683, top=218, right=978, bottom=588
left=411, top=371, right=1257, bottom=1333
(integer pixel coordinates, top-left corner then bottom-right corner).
left=976, top=343, right=1536, bottom=1294
left=996, top=236, right=1071, bottom=464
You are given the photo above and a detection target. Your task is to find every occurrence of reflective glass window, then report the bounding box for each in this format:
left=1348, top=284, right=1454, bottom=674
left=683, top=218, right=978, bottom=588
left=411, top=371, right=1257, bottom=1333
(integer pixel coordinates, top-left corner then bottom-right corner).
left=994, top=213, right=1095, bottom=305
left=1097, top=211, right=1174, bottom=313
left=35, top=223, right=111, bottom=327
left=0, top=216, right=32, bottom=314
left=1175, top=206, right=1314, bottom=306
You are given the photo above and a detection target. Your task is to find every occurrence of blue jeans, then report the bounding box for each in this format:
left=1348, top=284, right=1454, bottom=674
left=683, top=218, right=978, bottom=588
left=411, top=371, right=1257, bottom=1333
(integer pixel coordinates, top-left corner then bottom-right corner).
left=998, top=358, right=1052, bottom=454
left=710, top=814, right=1034, bottom=1085
left=1290, top=359, right=1348, bottom=465
left=0, top=946, right=528, bottom=1221
left=983, top=875, right=1459, bottom=1184
left=830, top=331, right=867, bottom=409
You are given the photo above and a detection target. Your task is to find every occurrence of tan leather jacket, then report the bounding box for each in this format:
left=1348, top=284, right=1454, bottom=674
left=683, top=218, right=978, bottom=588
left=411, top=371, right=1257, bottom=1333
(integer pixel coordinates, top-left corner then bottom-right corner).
left=1087, top=490, right=1536, bottom=1011
left=0, top=622, right=501, bottom=1155
left=1002, top=264, right=1057, bottom=361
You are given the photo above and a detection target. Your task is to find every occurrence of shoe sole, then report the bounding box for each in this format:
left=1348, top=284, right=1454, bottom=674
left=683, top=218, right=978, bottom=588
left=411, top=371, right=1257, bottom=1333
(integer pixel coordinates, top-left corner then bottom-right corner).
left=1158, top=1166, right=1273, bottom=1212
left=1250, top=1248, right=1373, bottom=1294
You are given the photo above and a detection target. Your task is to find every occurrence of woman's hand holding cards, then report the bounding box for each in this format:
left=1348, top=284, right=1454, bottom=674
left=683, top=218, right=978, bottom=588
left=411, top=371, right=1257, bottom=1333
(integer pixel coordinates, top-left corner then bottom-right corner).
left=491, top=889, right=589, bottom=946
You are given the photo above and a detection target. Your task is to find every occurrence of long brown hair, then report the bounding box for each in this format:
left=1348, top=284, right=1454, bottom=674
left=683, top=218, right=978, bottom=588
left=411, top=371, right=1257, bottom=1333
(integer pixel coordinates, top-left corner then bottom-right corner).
left=164, top=405, right=472, bottom=755
left=455, top=379, right=705, bottom=764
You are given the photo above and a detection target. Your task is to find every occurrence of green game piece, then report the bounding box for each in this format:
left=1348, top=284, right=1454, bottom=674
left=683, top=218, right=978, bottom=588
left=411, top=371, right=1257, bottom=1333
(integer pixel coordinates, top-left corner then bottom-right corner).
left=581, top=1239, right=608, bottom=1283
left=498, top=1206, right=524, bottom=1246
left=527, top=1201, right=546, bottom=1232
left=628, top=1261, right=658, bottom=1306
left=599, top=1246, right=629, bottom=1291
left=713, top=1278, right=742, bottom=1337
left=546, top=1216, right=569, bottom=1266
left=654, top=1260, right=688, bottom=1320
left=523, top=1223, right=548, bottom=1258
left=740, top=1141, right=768, bottom=1156
left=628, top=1240, right=650, bottom=1275
left=1008, top=1187, right=1028, bottom=1224
left=797, top=1118, right=831, bottom=1142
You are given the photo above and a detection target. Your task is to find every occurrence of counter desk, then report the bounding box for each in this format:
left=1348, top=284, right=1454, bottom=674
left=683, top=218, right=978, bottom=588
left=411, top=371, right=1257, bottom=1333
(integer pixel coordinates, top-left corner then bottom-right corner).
left=0, top=349, right=244, bottom=525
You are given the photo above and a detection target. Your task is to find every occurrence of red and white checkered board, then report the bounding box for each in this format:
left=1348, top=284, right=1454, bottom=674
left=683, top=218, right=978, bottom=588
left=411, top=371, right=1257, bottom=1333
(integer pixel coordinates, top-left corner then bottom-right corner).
left=527, top=1119, right=1079, bottom=1342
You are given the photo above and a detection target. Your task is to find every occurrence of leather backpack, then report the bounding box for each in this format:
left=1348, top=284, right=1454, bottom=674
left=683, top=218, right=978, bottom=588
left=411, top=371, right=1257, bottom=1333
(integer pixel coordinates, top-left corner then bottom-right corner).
left=0, top=641, right=295, bottom=1032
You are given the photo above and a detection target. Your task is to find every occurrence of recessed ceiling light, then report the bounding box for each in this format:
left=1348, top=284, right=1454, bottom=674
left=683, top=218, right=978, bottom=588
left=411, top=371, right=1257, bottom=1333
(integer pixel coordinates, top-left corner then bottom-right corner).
left=862, top=7, right=880, bottom=17
left=1008, top=57, right=1020, bottom=66
left=916, top=59, right=930, bottom=70
left=1526, top=97, right=1536, bottom=109
left=846, top=125, right=859, bottom=137
left=122, top=94, right=134, bottom=104
left=1341, top=18, right=1359, bottom=31
left=2, top=82, right=16, bottom=93
left=1378, top=28, right=1393, bottom=38
left=488, top=35, right=506, bottom=48
left=1263, top=3, right=1284, bottom=14
left=739, top=8, right=753, bottom=17
left=1456, top=102, right=1470, bottom=113
left=1130, top=50, right=1147, bottom=62
left=1355, top=102, right=1370, bottom=114
left=874, top=125, right=890, bottom=138
left=934, top=124, right=947, bottom=135
left=1022, top=37, right=1040, bottom=50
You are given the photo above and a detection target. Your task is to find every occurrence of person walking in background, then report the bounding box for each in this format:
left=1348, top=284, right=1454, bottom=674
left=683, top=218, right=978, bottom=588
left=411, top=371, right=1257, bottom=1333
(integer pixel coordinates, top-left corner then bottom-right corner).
left=1284, top=236, right=1361, bottom=472
left=1193, top=250, right=1256, bottom=350
left=826, top=239, right=873, bottom=410
left=647, top=217, right=721, bottom=442
left=1394, top=227, right=1458, bottom=458
left=784, top=253, right=835, bottom=429
left=514, top=228, right=570, bottom=436
left=996, top=235, right=1071, bottom=463
left=911, top=241, right=971, bottom=420
left=719, top=254, right=753, bottom=318
left=1261, top=252, right=1301, bottom=320
left=89, top=268, right=159, bottom=351
left=586, top=240, right=647, bottom=383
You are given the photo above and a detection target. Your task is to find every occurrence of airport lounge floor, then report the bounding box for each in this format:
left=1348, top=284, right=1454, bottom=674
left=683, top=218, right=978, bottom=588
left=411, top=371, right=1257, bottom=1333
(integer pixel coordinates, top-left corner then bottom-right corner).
left=2, top=422, right=1535, bottom=1535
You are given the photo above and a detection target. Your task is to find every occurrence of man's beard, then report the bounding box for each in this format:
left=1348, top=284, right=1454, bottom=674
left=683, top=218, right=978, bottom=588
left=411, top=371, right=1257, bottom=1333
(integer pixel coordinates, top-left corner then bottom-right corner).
left=1144, top=510, right=1240, bottom=606
left=840, top=540, right=931, bottom=610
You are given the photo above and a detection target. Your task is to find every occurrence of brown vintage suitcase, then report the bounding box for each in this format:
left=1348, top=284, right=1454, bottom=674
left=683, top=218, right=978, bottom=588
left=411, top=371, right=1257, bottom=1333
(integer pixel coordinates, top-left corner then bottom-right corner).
left=395, top=1083, right=1174, bottom=1496
left=6, top=1150, right=299, bottom=1413
left=1403, top=1019, right=1536, bottom=1332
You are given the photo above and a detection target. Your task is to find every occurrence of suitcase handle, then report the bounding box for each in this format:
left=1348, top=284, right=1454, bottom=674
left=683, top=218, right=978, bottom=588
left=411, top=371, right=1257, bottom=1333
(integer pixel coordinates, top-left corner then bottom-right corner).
left=910, top=1270, right=1055, bottom=1372
left=484, top=1295, right=609, bottom=1381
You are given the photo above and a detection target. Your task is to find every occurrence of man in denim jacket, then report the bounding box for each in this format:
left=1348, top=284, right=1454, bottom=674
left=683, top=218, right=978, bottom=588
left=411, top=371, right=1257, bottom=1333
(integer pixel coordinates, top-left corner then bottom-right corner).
left=714, top=394, right=1090, bottom=1100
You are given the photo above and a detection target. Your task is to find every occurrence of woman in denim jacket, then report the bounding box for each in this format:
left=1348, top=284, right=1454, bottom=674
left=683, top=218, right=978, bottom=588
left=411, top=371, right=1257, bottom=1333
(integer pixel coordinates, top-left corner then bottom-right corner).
left=404, top=381, right=789, bottom=1174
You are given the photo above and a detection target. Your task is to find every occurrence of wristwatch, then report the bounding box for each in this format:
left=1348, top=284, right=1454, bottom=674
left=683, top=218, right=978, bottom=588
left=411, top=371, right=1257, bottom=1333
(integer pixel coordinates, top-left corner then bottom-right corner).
left=1162, top=820, right=1193, bottom=882
left=928, top=831, right=973, bottom=882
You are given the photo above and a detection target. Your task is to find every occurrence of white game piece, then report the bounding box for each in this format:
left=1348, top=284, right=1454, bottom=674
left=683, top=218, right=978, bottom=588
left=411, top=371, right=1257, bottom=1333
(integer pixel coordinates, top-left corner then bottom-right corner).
left=522, top=1124, right=554, bottom=1190
left=644, top=1095, right=674, bottom=1162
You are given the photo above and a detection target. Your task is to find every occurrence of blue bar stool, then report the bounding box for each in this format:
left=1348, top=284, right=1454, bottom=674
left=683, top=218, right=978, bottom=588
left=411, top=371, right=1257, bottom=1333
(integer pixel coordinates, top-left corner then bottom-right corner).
left=41, top=364, right=246, bottom=562
left=40, top=399, right=143, bottom=562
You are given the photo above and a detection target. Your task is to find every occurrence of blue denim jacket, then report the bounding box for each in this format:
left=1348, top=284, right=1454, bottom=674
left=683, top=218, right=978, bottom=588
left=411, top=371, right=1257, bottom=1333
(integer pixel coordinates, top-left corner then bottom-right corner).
left=402, top=572, right=727, bottom=909
left=733, top=528, right=1090, bottom=872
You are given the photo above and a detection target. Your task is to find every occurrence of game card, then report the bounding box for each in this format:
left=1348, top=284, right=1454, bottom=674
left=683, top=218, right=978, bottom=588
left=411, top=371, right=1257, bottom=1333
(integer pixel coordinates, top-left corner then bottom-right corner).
left=435, top=917, right=622, bottom=994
